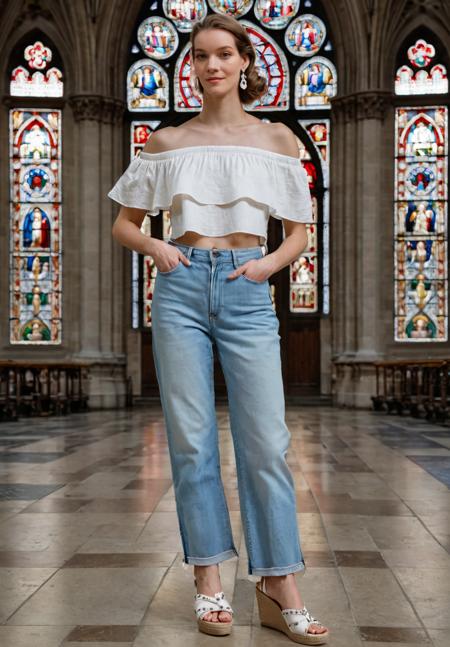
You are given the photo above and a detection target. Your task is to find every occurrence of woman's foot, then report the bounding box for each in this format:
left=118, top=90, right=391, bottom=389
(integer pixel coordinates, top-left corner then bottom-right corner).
left=194, top=564, right=232, bottom=624
left=262, top=574, right=328, bottom=636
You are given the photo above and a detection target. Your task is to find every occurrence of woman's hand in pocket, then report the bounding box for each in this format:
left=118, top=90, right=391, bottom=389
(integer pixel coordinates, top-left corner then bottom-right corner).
left=151, top=240, right=191, bottom=273
left=227, top=256, right=275, bottom=282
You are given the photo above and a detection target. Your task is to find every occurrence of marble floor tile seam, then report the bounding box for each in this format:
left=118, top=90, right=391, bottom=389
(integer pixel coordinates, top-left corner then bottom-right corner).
left=370, top=561, right=438, bottom=638
left=302, top=474, right=437, bottom=636
left=332, top=427, right=450, bottom=499
left=299, top=474, right=362, bottom=630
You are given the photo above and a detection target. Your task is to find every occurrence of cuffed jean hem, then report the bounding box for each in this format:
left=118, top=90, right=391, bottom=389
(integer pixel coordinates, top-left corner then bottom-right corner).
left=183, top=547, right=239, bottom=566
left=250, top=560, right=307, bottom=576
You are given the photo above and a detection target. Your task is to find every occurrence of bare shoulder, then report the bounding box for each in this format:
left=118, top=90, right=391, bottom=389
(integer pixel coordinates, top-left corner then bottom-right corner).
left=142, top=126, right=179, bottom=154
left=266, top=122, right=300, bottom=158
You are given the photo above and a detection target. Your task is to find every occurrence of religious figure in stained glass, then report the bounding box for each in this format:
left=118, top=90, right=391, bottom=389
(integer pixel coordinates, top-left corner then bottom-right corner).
left=138, top=16, right=179, bottom=59
left=23, top=207, right=51, bottom=248
left=295, top=57, right=336, bottom=109
left=405, top=202, right=436, bottom=234
left=129, top=121, right=165, bottom=327
left=285, top=15, right=326, bottom=57
left=287, top=127, right=328, bottom=314
left=127, top=2, right=335, bottom=322
left=10, top=109, right=62, bottom=344
left=394, top=105, right=448, bottom=341
left=254, top=0, right=300, bottom=30
left=127, top=60, right=169, bottom=110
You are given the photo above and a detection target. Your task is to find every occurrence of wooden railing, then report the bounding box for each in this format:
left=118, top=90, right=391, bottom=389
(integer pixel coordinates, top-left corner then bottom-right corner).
left=0, top=361, right=89, bottom=422
left=372, top=359, right=449, bottom=423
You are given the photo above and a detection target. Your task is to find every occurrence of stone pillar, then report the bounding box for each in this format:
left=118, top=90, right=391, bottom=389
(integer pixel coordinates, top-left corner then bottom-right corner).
left=68, top=94, right=128, bottom=408
left=330, top=91, right=392, bottom=407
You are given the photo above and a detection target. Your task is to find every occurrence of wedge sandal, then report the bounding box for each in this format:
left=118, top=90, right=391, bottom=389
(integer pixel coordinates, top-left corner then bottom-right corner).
left=194, top=579, right=234, bottom=636
left=256, top=577, right=329, bottom=645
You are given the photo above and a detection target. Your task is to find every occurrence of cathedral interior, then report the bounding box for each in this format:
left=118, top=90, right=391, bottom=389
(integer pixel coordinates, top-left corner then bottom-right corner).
left=0, top=0, right=449, bottom=645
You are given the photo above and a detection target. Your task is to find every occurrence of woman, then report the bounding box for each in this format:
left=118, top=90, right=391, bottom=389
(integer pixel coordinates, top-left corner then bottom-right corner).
left=109, top=13, right=329, bottom=645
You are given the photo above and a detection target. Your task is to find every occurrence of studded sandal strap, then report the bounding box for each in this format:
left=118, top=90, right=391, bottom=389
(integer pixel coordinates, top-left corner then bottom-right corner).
left=281, top=607, right=324, bottom=636
left=194, top=591, right=233, bottom=620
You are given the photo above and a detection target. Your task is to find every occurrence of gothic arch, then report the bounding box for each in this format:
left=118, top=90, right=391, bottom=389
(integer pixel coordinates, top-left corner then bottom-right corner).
left=97, top=0, right=148, bottom=98
left=0, top=18, right=75, bottom=97
left=381, top=14, right=450, bottom=91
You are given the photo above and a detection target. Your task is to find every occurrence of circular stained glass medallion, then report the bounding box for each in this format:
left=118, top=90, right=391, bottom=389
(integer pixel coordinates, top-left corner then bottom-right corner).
left=285, top=14, right=326, bottom=57
left=162, top=0, right=207, bottom=32
left=137, top=17, right=179, bottom=60
left=207, top=0, right=253, bottom=17
left=254, top=0, right=300, bottom=30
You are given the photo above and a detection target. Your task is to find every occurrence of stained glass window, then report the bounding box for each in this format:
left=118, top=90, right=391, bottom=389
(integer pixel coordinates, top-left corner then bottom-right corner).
left=295, top=57, right=337, bottom=109
left=130, top=121, right=161, bottom=328
left=10, top=40, right=63, bottom=97
left=253, top=0, right=300, bottom=30
left=395, top=38, right=448, bottom=95
left=127, top=1, right=335, bottom=326
left=394, top=34, right=448, bottom=341
left=127, top=59, right=169, bottom=111
left=173, top=24, right=290, bottom=112
left=174, top=43, right=202, bottom=111
left=240, top=21, right=289, bottom=111
left=9, top=109, right=62, bottom=343
left=209, top=0, right=253, bottom=18
left=285, top=14, right=326, bottom=57
left=288, top=120, right=329, bottom=313
left=394, top=107, right=448, bottom=341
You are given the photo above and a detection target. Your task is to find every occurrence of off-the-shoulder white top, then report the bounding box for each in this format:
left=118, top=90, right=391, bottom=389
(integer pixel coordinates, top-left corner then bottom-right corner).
left=107, top=145, right=313, bottom=245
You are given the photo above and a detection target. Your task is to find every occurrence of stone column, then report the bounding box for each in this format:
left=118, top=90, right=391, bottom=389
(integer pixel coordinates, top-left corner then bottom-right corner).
left=330, top=90, right=392, bottom=407
left=68, top=94, right=128, bottom=408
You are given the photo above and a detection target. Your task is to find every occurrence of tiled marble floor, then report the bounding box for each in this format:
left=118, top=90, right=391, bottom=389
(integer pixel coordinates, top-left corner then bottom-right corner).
left=0, top=405, right=449, bottom=647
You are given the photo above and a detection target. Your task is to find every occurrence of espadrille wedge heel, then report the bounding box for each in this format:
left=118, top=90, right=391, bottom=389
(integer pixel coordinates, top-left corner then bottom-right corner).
left=193, top=578, right=234, bottom=636
left=255, top=577, right=329, bottom=645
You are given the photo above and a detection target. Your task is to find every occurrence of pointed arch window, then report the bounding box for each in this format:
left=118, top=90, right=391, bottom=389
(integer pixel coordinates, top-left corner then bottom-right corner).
left=8, top=36, right=64, bottom=344
left=394, top=32, right=448, bottom=341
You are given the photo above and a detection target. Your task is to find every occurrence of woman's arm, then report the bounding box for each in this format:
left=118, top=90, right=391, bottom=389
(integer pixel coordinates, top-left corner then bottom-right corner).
left=228, top=123, right=310, bottom=281
left=265, top=123, right=310, bottom=272
left=111, top=129, right=191, bottom=271
left=112, top=206, right=161, bottom=257
left=266, top=220, right=309, bottom=274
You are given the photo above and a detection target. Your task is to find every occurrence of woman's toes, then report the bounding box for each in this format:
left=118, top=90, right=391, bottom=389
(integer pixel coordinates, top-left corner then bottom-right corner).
left=218, top=611, right=232, bottom=622
left=309, top=624, right=326, bottom=634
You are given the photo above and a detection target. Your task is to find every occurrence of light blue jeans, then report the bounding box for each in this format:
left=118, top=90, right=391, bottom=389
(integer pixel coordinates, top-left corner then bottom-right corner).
left=151, top=239, right=306, bottom=576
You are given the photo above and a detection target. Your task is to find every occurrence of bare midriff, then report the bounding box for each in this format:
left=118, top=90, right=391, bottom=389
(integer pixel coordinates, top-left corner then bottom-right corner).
left=172, top=230, right=263, bottom=249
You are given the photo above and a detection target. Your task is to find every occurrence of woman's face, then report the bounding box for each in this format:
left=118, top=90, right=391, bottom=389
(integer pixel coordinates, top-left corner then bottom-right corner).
left=192, top=28, right=248, bottom=97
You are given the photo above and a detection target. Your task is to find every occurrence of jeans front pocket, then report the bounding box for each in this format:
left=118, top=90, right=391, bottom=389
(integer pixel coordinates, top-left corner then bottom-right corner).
left=241, top=272, right=266, bottom=285
left=158, top=261, right=183, bottom=275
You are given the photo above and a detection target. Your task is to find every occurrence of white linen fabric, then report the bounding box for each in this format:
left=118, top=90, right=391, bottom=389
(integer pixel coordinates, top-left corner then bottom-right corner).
left=107, top=145, right=313, bottom=245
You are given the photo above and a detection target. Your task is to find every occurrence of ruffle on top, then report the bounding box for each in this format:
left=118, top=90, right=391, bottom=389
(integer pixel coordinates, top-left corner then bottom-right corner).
left=107, top=145, right=313, bottom=223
